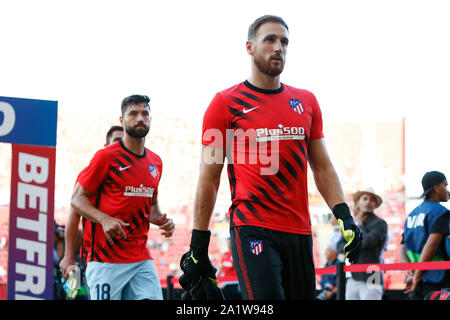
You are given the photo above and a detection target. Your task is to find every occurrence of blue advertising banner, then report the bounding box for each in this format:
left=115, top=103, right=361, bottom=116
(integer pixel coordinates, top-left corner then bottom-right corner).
left=0, top=96, right=58, bottom=300
left=0, top=96, right=57, bottom=147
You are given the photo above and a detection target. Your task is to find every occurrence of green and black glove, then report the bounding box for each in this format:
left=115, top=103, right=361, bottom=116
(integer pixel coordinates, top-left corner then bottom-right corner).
left=179, top=229, right=224, bottom=300
left=333, top=203, right=363, bottom=263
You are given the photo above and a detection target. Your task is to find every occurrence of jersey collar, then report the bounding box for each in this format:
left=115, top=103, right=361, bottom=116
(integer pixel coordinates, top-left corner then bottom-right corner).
left=119, top=139, right=147, bottom=158
left=243, top=80, right=284, bottom=94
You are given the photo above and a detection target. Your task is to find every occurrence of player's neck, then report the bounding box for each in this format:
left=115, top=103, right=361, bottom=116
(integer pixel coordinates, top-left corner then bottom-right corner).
left=121, top=135, right=145, bottom=156
left=247, top=71, right=281, bottom=91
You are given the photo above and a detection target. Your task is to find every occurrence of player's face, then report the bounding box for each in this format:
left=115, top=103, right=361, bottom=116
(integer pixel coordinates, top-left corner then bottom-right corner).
left=121, top=103, right=151, bottom=138
left=248, top=22, right=289, bottom=77
left=355, top=193, right=377, bottom=214
left=106, top=130, right=124, bottom=146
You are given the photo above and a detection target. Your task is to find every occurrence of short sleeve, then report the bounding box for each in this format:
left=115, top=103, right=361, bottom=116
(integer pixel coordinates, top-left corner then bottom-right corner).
left=78, top=149, right=110, bottom=193
left=430, top=211, right=450, bottom=234
left=310, top=93, right=324, bottom=140
left=201, top=93, right=230, bottom=149
left=154, top=158, right=163, bottom=198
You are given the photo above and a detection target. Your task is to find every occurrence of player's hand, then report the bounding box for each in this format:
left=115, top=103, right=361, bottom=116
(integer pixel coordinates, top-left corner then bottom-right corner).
left=333, top=203, right=363, bottom=264
left=179, top=230, right=224, bottom=300
left=99, top=214, right=129, bottom=244
left=59, top=255, right=75, bottom=279
left=404, top=271, right=421, bottom=294
left=181, top=274, right=225, bottom=300
left=151, top=213, right=175, bottom=237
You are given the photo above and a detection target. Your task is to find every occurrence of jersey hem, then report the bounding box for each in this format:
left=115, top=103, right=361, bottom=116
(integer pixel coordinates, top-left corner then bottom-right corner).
left=89, top=256, right=153, bottom=264
left=230, top=222, right=312, bottom=235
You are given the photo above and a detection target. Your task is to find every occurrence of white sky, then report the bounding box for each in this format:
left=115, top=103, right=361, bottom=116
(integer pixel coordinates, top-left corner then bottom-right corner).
left=1, top=0, right=449, bottom=197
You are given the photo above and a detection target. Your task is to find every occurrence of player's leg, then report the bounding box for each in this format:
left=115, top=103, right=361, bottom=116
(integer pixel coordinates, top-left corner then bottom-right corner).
left=230, top=226, right=285, bottom=300
left=360, top=283, right=383, bottom=300
left=122, top=259, right=163, bottom=300
left=85, top=261, right=133, bottom=300
left=345, top=278, right=361, bottom=300
left=280, top=233, right=316, bottom=300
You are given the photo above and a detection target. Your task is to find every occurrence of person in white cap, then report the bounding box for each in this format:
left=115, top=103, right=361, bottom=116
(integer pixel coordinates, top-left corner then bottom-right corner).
left=337, top=187, right=388, bottom=300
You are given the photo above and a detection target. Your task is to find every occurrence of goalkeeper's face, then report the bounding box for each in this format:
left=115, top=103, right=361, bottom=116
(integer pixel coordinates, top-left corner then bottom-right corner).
left=121, top=103, right=151, bottom=138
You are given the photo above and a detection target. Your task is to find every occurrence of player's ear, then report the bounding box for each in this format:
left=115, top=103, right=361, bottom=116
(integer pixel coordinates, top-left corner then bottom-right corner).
left=246, top=40, right=254, bottom=56
left=119, top=115, right=123, bottom=126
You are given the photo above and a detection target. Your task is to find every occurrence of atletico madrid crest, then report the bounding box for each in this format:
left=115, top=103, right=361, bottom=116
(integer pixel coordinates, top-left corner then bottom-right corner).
left=250, top=240, right=263, bottom=255
left=288, top=99, right=304, bottom=115
left=149, top=164, right=158, bottom=178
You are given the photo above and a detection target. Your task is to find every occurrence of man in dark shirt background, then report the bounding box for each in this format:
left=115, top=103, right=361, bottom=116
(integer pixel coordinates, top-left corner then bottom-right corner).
left=338, top=187, right=387, bottom=300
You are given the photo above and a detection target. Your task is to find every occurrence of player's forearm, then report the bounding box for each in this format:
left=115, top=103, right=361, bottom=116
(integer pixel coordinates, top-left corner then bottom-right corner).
left=71, top=193, right=108, bottom=225
left=193, top=178, right=220, bottom=231
left=193, top=146, right=224, bottom=231
left=150, top=202, right=163, bottom=225
left=308, top=139, right=346, bottom=210
left=63, top=210, right=81, bottom=260
left=312, top=164, right=346, bottom=210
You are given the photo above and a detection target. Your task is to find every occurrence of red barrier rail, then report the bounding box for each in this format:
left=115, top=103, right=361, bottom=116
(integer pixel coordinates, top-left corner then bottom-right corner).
left=161, top=261, right=450, bottom=300
left=315, top=260, right=450, bottom=275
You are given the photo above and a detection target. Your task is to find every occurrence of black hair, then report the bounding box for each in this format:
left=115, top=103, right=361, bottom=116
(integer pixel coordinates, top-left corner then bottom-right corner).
left=120, top=94, right=150, bottom=115
left=248, top=15, right=289, bottom=40
left=106, top=125, right=123, bottom=145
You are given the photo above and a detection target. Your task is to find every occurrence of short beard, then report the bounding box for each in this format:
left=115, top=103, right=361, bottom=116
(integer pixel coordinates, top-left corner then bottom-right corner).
left=125, top=124, right=149, bottom=138
left=254, top=55, right=284, bottom=77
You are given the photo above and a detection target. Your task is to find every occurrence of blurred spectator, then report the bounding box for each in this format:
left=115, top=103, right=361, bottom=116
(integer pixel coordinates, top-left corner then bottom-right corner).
left=316, top=245, right=340, bottom=300
left=217, top=238, right=237, bottom=279
left=338, top=187, right=387, bottom=300
left=217, top=238, right=241, bottom=300
left=329, top=217, right=342, bottom=254
left=400, top=171, right=450, bottom=299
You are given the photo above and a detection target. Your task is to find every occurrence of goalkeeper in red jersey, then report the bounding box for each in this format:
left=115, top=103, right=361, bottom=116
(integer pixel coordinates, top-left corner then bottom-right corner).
left=179, top=15, right=362, bottom=300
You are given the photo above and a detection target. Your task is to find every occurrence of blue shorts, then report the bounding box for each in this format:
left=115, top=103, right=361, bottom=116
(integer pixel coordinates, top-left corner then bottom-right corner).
left=86, top=259, right=163, bottom=300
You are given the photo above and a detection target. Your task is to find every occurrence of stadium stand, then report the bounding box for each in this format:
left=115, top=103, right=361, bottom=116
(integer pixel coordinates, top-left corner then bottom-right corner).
left=0, top=113, right=418, bottom=299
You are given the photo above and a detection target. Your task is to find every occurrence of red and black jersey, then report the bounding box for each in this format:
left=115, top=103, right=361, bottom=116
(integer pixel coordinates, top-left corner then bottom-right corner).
left=202, top=81, right=324, bottom=235
left=78, top=140, right=163, bottom=263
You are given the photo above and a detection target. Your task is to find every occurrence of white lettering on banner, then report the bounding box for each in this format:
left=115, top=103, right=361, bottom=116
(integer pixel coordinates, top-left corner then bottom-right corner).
left=18, top=153, right=49, bottom=184
left=17, top=183, right=48, bottom=213
left=14, top=152, right=50, bottom=298
left=16, top=213, right=47, bottom=242
left=0, top=101, right=16, bottom=136
left=16, top=238, right=46, bottom=266
left=15, top=263, right=46, bottom=295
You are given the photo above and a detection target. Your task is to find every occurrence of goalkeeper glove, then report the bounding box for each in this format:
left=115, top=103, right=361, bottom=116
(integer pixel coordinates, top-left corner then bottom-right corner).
left=333, top=203, right=363, bottom=263
left=179, top=229, right=224, bottom=300
left=181, top=275, right=225, bottom=300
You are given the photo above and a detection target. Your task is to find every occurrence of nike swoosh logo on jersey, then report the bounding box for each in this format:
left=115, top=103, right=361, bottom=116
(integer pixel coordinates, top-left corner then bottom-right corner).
left=243, top=106, right=259, bottom=114
left=119, top=165, right=131, bottom=171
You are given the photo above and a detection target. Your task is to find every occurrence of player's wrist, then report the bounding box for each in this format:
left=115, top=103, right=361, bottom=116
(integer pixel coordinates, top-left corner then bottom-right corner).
left=190, top=229, right=211, bottom=254
left=332, top=203, right=353, bottom=222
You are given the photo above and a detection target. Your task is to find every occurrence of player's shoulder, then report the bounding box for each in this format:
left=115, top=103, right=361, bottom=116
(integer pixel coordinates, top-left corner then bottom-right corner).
left=89, top=142, right=117, bottom=162
left=282, top=83, right=316, bottom=98
left=217, top=82, right=244, bottom=96
left=144, top=147, right=163, bottom=164
left=97, top=141, right=122, bottom=159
